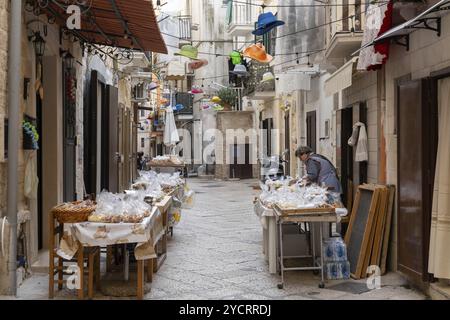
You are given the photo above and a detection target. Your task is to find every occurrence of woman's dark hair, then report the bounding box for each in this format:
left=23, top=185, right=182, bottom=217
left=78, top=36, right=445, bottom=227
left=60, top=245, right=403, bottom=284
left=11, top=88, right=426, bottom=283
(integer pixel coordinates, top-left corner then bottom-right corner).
left=295, top=146, right=313, bottom=157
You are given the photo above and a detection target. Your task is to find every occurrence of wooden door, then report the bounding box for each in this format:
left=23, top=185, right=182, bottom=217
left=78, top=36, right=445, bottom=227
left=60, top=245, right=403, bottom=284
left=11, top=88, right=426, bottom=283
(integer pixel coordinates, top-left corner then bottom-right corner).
left=230, top=144, right=253, bottom=179
left=132, top=104, right=138, bottom=181
left=338, top=107, right=354, bottom=209
left=118, top=105, right=125, bottom=192
left=261, top=118, right=272, bottom=157
left=306, top=111, right=317, bottom=152
left=62, top=65, right=77, bottom=201
left=397, top=79, right=437, bottom=284
left=102, top=85, right=119, bottom=193
left=36, top=93, right=43, bottom=249
left=84, top=70, right=99, bottom=196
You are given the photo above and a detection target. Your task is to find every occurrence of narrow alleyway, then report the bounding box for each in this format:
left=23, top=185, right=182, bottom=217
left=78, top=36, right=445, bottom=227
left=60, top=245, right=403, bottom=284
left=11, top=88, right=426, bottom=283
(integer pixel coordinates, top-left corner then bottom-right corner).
left=6, top=179, right=426, bottom=300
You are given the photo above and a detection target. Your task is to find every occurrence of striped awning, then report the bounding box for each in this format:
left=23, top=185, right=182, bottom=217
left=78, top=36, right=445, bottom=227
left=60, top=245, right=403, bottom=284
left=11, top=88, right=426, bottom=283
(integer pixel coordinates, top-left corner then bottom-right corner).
left=43, top=0, right=167, bottom=53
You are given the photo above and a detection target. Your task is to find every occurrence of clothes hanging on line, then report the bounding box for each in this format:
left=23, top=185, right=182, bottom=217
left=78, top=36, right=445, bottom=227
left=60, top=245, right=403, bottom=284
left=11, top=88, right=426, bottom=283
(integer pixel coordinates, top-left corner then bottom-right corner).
left=347, top=122, right=368, bottom=162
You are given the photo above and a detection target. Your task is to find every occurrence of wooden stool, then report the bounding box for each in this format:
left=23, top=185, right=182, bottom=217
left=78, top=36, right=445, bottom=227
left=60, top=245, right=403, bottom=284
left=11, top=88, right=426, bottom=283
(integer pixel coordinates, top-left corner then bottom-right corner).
left=48, top=211, right=100, bottom=299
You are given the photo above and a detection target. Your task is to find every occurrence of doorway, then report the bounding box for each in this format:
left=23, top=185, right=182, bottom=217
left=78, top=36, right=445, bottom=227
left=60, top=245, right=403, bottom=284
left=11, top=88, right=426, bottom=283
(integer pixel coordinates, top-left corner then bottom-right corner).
left=306, top=111, right=317, bottom=152
left=36, top=93, right=43, bottom=250
left=230, top=144, right=253, bottom=179
left=284, top=113, right=290, bottom=176
left=397, top=78, right=438, bottom=285
left=339, top=107, right=353, bottom=208
left=62, top=64, right=76, bottom=201
left=261, top=118, right=273, bottom=157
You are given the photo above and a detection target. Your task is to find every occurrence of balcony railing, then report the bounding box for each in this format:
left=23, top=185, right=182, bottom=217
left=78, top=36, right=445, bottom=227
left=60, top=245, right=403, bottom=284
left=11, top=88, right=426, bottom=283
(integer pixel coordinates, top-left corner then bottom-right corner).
left=329, top=1, right=368, bottom=39
left=179, top=15, right=192, bottom=41
left=232, top=87, right=244, bottom=111
left=226, top=1, right=256, bottom=35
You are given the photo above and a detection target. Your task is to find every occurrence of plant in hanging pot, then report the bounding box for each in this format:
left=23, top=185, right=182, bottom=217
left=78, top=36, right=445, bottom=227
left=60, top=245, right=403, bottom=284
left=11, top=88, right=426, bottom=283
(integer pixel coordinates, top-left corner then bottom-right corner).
left=217, top=87, right=237, bottom=111
left=22, top=120, right=39, bottom=150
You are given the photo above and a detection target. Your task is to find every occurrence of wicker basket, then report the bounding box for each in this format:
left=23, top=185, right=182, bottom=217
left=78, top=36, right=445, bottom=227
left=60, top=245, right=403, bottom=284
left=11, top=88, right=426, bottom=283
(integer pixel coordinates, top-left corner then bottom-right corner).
left=51, top=201, right=96, bottom=223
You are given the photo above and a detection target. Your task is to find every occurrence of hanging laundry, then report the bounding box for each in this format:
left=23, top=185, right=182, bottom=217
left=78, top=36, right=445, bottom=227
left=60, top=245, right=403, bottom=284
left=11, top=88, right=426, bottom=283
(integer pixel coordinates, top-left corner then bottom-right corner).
left=348, top=122, right=368, bottom=162
left=24, top=152, right=39, bottom=199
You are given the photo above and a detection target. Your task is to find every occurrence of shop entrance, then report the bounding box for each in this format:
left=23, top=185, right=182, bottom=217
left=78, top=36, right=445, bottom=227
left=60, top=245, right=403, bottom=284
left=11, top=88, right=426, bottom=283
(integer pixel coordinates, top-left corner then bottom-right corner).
left=85, top=71, right=120, bottom=195
left=397, top=78, right=438, bottom=285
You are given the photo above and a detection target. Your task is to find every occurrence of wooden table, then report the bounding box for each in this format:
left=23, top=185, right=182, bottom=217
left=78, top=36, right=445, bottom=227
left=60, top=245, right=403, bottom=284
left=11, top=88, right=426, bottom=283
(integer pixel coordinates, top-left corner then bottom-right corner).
left=272, top=205, right=338, bottom=289
left=154, top=196, right=173, bottom=272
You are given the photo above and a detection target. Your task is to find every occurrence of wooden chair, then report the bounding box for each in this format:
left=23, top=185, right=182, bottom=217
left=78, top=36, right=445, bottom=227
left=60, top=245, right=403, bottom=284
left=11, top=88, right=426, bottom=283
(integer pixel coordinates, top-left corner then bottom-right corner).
left=48, top=211, right=101, bottom=299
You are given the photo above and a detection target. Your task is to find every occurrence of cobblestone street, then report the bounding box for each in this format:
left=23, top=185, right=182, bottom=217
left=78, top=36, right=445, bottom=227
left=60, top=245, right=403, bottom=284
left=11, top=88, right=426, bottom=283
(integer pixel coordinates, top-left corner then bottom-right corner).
left=1, top=178, right=427, bottom=300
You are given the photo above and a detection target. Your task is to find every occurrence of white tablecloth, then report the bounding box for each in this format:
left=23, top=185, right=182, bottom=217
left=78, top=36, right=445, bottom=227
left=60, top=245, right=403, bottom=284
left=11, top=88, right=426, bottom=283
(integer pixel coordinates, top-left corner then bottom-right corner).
left=57, top=207, right=164, bottom=261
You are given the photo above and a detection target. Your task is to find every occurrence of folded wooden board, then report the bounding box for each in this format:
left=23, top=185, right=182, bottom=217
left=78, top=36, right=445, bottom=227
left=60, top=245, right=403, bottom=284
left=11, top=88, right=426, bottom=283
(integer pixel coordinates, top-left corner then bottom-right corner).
left=345, top=184, right=381, bottom=279
left=381, top=185, right=396, bottom=275
left=273, top=205, right=336, bottom=216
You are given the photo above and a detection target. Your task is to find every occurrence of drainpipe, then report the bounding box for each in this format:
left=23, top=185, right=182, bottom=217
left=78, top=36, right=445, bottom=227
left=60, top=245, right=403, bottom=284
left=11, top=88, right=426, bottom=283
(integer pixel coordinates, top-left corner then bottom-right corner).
left=6, top=0, right=22, bottom=296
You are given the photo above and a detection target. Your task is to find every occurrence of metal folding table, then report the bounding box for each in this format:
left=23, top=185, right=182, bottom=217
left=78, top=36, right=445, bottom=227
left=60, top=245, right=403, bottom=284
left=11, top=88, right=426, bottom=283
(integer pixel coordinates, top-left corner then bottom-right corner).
left=273, top=205, right=338, bottom=289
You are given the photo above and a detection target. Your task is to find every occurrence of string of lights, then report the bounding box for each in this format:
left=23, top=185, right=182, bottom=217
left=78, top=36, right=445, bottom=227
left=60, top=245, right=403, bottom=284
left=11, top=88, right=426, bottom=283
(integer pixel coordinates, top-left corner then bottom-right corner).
left=164, top=43, right=325, bottom=58
left=231, top=0, right=388, bottom=8
left=193, top=49, right=325, bottom=82
left=157, top=2, right=388, bottom=46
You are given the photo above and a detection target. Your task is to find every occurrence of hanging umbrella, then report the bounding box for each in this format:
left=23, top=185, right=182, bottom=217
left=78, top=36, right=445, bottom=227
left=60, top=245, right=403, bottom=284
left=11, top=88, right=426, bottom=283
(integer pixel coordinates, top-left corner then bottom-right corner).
left=163, top=106, right=180, bottom=153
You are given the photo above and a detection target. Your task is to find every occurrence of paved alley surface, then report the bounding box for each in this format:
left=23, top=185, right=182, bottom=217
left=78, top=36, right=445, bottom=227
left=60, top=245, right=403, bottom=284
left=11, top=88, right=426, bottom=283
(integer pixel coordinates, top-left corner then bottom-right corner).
left=4, top=179, right=427, bottom=300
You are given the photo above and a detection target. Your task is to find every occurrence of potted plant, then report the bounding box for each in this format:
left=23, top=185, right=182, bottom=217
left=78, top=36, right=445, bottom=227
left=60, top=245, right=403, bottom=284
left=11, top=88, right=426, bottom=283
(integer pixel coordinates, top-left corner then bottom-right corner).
left=217, top=87, right=237, bottom=111
left=23, top=120, right=39, bottom=150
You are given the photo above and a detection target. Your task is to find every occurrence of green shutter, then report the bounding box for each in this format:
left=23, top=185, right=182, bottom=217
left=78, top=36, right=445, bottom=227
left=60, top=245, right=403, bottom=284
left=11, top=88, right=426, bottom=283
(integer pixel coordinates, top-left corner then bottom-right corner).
left=226, top=0, right=233, bottom=25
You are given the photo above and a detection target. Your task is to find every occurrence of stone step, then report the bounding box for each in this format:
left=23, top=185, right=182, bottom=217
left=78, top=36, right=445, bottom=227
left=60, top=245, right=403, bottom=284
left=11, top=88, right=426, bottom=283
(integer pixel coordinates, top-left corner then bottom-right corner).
left=30, top=250, right=49, bottom=274
left=429, top=281, right=450, bottom=300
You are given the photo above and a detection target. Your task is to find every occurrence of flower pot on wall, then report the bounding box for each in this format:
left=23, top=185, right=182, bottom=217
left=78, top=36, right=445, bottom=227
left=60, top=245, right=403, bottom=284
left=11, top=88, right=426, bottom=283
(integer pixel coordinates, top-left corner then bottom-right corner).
left=222, top=103, right=232, bottom=111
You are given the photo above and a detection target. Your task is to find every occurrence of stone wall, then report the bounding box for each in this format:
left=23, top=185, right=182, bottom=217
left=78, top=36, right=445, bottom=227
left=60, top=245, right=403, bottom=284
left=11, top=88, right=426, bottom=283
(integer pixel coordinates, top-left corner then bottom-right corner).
left=0, top=0, right=9, bottom=295
left=0, top=0, right=9, bottom=216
